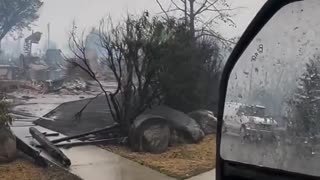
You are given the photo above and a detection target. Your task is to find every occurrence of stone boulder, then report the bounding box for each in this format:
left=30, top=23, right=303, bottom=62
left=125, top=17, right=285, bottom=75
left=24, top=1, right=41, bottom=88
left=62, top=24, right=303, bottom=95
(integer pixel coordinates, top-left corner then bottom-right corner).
left=129, top=114, right=170, bottom=153
left=0, top=126, right=17, bottom=163
left=169, top=129, right=190, bottom=146
left=129, top=106, right=206, bottom=153
left=188, top=110, right=217, bottom=135
left=142, top=123, right=170, bottom=153
left=145, top=106, right=205, bottom=143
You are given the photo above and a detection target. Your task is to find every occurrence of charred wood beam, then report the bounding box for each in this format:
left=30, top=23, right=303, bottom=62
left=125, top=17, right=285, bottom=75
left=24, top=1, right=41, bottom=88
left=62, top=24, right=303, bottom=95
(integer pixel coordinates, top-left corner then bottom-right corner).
left=25, top=132, right=59, bottom=138
left=42, top=132, right=60, bottom=137
left=29, top=127, right=71, bottom=167
left=51, top=124, right=120, bottom=144
left=16, top=137, right=48, bottom=167
left=14, top=119, right=37, bottom=122
left=38, top=137, right=127, bottom=149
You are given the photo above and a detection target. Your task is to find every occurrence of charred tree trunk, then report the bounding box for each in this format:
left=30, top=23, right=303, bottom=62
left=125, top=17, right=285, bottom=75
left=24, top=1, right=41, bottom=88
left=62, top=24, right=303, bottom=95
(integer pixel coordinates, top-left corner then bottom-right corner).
left=189, top=0, right=196, bottom=39
left=29, top=127, right=71, bottom=167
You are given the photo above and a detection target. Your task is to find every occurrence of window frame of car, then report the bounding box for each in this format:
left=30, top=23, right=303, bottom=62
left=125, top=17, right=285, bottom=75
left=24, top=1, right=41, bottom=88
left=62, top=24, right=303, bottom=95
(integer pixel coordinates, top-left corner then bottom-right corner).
left=216, top=0, right=320, bottom=180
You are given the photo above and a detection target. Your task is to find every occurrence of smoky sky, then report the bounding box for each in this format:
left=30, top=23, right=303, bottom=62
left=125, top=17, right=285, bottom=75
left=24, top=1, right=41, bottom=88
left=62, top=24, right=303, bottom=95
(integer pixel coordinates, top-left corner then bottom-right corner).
left=2, top=0, right=266, bottom=53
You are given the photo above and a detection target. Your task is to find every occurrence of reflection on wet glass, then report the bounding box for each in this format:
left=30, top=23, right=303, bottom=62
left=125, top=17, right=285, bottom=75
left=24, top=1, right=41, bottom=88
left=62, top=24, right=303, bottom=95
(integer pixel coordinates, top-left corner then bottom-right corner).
left=222, top=0, right=320, bottom=177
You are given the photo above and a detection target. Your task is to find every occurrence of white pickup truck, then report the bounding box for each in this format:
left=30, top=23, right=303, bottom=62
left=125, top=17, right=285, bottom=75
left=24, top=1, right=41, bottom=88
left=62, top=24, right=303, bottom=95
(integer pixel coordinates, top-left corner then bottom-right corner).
left=224, top=102, right=278, bottom=142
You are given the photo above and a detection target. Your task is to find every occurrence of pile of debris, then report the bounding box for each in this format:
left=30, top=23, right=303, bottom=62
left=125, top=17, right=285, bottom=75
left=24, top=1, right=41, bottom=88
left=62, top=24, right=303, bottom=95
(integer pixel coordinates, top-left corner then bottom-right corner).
left=0, top=78, right=89, bottom=96
left=25, top=124, right=125, bottom=167
left=10, top=107, right=124, bottom=167
left=18, top=81, right=48, bottom=94
left=51, top=78, right=88, bottom=95
left=0, top=80, right=46, bottom=95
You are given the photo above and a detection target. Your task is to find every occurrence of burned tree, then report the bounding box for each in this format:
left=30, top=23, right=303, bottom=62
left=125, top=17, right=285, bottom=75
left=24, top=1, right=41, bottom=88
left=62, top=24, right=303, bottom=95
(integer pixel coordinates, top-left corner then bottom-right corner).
left=156, top=0, right=237, bottom=46
left=68, top=14, right=168, bottom=133
left=154, top=0, right=232, bottom=113
left=0, top=0, right=43, bottom=47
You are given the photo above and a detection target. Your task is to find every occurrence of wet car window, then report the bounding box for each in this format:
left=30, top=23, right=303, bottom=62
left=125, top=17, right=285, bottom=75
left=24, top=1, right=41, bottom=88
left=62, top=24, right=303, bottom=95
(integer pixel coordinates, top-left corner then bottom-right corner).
left=222, top=0, right=320, bottom=176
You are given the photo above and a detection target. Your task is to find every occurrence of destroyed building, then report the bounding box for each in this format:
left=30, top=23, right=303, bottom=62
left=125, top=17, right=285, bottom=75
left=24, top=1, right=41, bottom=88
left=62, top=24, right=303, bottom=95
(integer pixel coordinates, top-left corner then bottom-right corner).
left=19, top=31, right=66, bottom=82
left=45, top=49, right=65, bottom=80
left=0, top=65, right=19, bottom=80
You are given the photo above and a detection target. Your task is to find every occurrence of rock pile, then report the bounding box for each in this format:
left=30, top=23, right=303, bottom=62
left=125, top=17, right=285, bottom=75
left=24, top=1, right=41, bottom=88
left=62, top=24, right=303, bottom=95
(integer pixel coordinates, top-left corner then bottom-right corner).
left=188, top=110, right=217, bottom=135
left=129, top=106, right=217, bottom=154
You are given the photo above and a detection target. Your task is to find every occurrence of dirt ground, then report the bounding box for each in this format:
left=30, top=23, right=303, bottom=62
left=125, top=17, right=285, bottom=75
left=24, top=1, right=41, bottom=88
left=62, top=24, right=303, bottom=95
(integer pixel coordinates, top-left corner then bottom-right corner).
left=0, top=156, right=81, bottom=180
left=104, top=134, right=216, bottom=180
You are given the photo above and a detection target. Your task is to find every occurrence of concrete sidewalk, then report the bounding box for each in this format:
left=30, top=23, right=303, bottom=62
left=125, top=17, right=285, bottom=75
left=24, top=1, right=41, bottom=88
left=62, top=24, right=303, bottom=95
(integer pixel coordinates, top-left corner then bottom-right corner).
left=64, top=145, right=215, bottom=180
left=62, top=145, right=176, bottom=180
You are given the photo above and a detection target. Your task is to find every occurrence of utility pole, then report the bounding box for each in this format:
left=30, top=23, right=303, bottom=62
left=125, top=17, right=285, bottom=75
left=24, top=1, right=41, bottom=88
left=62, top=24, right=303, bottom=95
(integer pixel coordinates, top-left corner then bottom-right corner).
left=47, top=23, right=50, bottom=50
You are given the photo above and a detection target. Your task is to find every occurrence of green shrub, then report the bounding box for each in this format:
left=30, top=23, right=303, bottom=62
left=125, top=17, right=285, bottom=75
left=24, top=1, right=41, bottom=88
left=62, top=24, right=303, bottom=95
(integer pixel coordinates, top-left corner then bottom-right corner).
left=0, top=102, right=13, bottom=127
left=155, top=24, right=222, bottom=113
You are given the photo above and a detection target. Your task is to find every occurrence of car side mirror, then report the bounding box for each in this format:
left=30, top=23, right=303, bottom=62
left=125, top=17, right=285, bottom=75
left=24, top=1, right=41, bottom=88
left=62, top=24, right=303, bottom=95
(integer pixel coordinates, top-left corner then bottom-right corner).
left=217, top=0, right=320, bottom=180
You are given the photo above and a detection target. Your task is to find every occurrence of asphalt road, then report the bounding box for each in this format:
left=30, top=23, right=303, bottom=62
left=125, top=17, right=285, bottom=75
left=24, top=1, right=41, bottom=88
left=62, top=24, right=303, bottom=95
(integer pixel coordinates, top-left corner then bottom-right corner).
left=221, top=134, right=320, bottom=177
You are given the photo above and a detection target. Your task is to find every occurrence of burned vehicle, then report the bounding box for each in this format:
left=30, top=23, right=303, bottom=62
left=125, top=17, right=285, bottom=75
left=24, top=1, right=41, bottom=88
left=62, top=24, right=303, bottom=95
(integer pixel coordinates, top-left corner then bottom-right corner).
left=224, top=102, right=278, bottom=142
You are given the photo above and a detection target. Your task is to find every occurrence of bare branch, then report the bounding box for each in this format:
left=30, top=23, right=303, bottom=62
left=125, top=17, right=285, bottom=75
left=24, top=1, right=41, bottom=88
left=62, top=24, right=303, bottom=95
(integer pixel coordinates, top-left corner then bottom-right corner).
left=197, top=0, right=243, bottom=15
left=195, top=29, right=236, bottom=46
left=160, top=8, right=181, bottom=14
left=74, top=92, right=103, bottom=120
left=67, top=23, right=122, bottom=123
left=98, top=18, right=123, bottom=97
left=200, top=7, right=240, bottom=14
left=195, top=0, right=214, bottom=14
left=170, top=0, right=188, bottom=14
left=156, top=0, right=170, bottom=20
left=194, top=0, right=209, bottom=15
